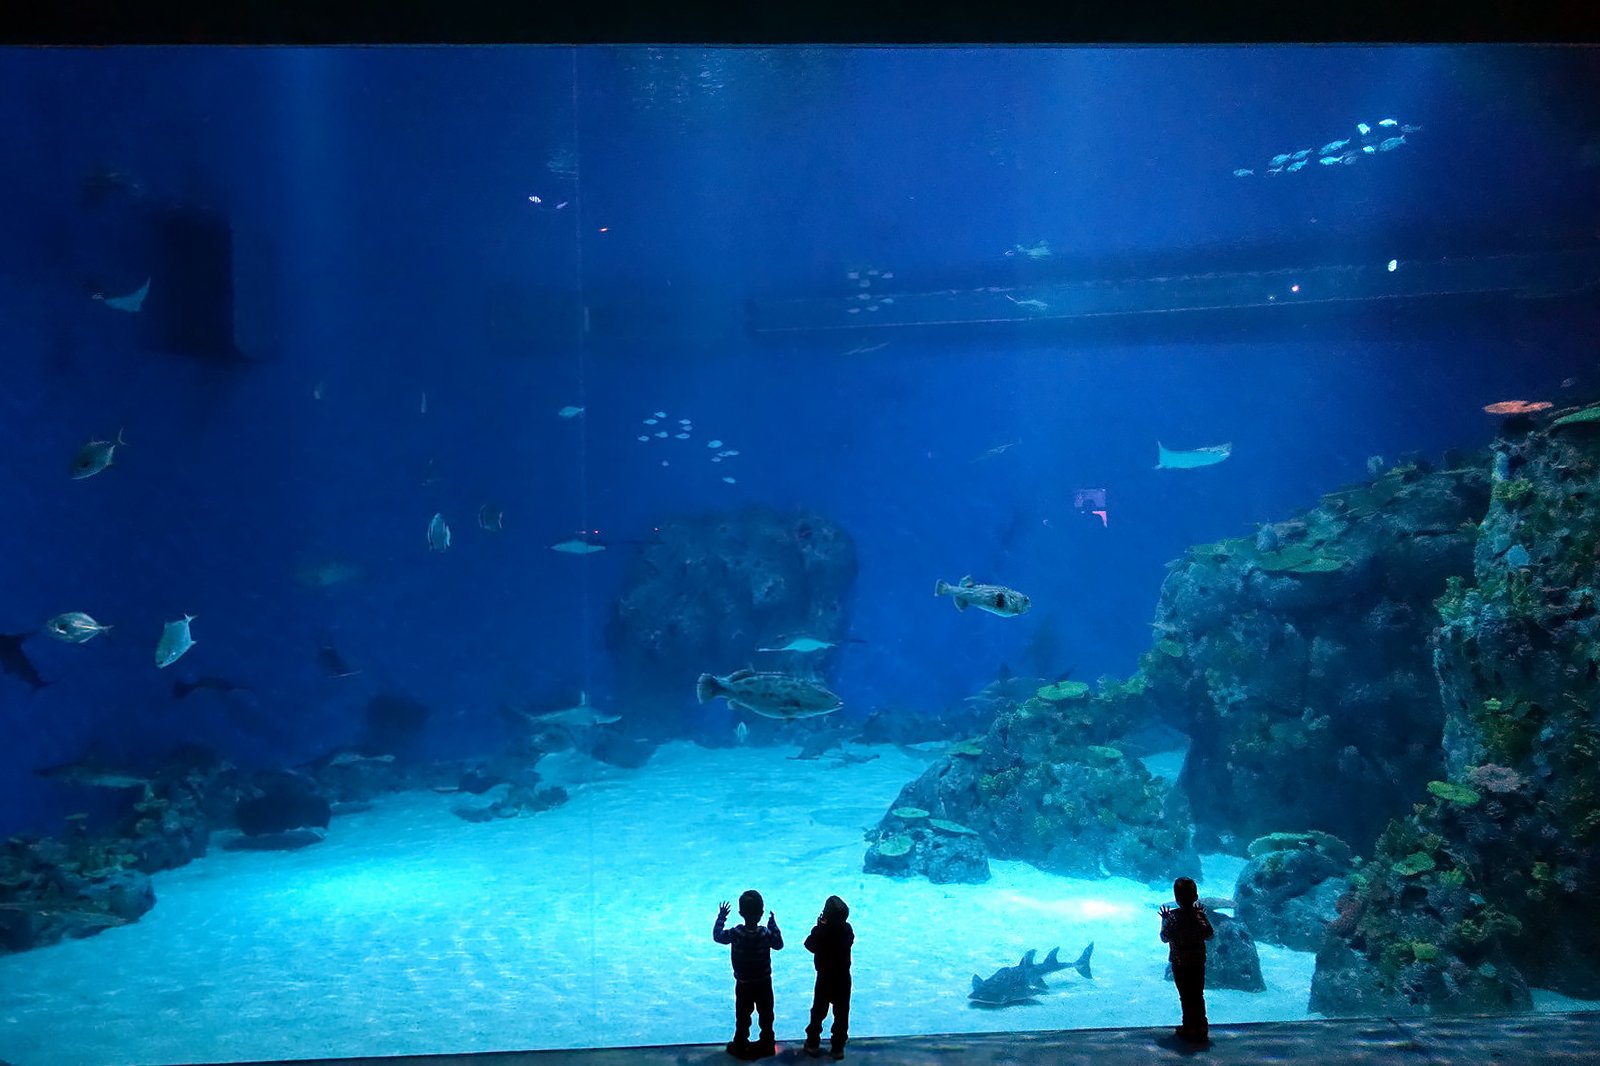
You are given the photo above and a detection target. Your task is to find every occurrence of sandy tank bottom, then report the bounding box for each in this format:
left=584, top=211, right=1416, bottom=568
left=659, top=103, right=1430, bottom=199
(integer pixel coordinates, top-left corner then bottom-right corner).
left=0, top=740, right=1590, bottom=1065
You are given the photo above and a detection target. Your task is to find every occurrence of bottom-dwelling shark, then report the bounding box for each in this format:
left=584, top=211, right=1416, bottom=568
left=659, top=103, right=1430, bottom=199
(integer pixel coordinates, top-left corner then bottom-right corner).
left=968, top=943, right=1095, bottom=1006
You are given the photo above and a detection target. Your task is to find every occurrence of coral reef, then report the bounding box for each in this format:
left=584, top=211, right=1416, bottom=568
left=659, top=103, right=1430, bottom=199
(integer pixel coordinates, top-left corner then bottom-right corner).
left=606, top=507, right=857, bottom=734
left=1157, top=460, right=1489, bottom=848
left=871, top=680, right=1198, bottom=885
left=1234, top=831, right=1355, bottom=951
left=863, top=807, right=990, bottom=883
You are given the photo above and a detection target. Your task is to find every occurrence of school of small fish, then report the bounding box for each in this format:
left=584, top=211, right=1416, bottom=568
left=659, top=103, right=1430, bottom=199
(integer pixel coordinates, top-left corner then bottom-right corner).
left=1232, top=118, right=1420, bottom=177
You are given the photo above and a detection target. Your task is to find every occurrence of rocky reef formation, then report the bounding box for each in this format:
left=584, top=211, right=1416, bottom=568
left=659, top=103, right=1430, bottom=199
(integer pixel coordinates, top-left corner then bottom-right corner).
left=870, top=679, right=1199, bottom=885
left=1235, top=831, right=1355, bottom=952
left=863, top=806, right=990, bottom=883
left=1311, top=403, right=1600, bottom=1011
left=1155, top=459, right=1489, bottom=850
left=606, top=507, right=857, bottom=734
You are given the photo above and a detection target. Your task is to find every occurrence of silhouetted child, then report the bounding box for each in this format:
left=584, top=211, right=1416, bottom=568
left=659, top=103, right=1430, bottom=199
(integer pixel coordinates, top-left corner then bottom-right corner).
left=714, top=890, right=783, bottom=1060
left=1160, top=876, right=1215, bottom=1043
left=802, top=895, right=854, bottom=1060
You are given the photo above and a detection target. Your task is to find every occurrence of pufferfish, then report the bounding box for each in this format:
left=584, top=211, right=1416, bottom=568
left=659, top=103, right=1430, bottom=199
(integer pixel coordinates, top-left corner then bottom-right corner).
left=935, top=576, right=1032, bottom=617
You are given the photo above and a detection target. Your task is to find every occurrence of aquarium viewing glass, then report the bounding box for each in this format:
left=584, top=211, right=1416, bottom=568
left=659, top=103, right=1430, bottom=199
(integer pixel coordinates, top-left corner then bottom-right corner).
left=0, top=43, right=1598, bottom=1064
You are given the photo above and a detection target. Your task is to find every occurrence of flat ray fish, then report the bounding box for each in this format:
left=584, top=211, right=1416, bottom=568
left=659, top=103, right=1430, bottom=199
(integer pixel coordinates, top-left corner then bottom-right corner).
left=757, top=637, right=836, bottom=654
left=696, top=669, right=843, bottom=720
left=1156, top=441, right=1232, bottom=470
left=155, top=614, right=196, bottom=668
left=934, top=576, right=1031, bottom=617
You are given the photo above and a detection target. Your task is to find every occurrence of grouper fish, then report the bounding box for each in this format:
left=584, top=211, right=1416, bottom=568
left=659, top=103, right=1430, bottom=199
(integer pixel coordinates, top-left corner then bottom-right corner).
left=696, top=669, right=843, bottom=720
left=1156, top=441, right=1232, bottom=470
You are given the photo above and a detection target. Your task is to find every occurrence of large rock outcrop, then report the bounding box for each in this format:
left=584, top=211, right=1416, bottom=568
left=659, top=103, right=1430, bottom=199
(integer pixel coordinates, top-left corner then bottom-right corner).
left=607, top=507, right=857, bottom=734
left=1156, top=460, right=1489, bottom=849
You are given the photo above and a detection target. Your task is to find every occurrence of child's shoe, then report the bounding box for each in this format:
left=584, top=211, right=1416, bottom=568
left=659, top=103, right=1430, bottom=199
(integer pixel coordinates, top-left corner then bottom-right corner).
left=803, top=1039, right=822, bottom=1057
left=725, top=1039, right=751, bottom=1059
left=746, top=1038, right=776, bottom=1060
left=830, top=1048, right=846, bottom=1061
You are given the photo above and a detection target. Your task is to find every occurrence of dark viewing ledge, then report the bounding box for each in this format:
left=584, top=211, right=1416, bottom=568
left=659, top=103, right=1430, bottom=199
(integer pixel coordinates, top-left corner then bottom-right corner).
left=217, top=1011, right=1600, bottom=1066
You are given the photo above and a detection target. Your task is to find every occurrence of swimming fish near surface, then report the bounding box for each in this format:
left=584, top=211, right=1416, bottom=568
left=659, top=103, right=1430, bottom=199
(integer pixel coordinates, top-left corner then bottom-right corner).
left=557, top=405, right=585, bottom=418
left=1155, top=441, right=1232, bottom=470
left=934, top=576, right=1032, bottom=618
left=44, top=612, right=112, bottom=644
left=154, top=614, right=196, bottom=669
left=427, top=513, right=451, bottom=552
left=697, top=669, right=843, bottom=720
left=72, top=429, right=126, bottom=480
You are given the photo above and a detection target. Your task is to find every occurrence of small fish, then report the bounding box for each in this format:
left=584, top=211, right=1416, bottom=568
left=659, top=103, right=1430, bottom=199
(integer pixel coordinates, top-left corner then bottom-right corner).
left=696, top=669, right=843, bottom=720
left=1401, top=124, right=1422, bottom=134
left=312, top=381, right=326, bottom=400
left=1378, top=118, right=1399, bottom=127
left=427, top=513, right=451, bottom=552
left=844, top=342, right=890, bottom=355
left=1366, top=455, right=1386, bottom=476
left=1286, top=159, right=1308, bottom=172
left=1562, top=377, right=1578, bottom=389
left=317, top=637, right=360, bottom=678
left=557, top=405, right=585, bottom=418
left=679, top=418, right=692, bottom=425
left=1155, top=441, right=1232, bottom=469
left=294, top=560, right=364, bottom=589
left=1363, top=145, right=1377, bottom=154
left=1265, top=166, right=1283, bottom=175
left=655, top=431, right=668, bottom=438
left=1318, top=155, right=1342, bottom=166
left=154, top=614, right=196, bottom=669
left=1290, top=149, right=1312, bottom=161
left=326, top=750, right=396, bottom=768
left=644, top=418, right=659, bottom=425
left=1005, top=296, right=1049, bottom=310
left=654, top=411, right=666, bottom=418
left=758, top=637, right=837, bottom=654
left=675, top=433, right=690, bottom=440
left=1482, top=400, right=1552, bottom=415
left=71, top=429, right=127, bottom=480
left=1377, top=135, right=1406, bottom=152
left=707, top=440, right=724, bottom=448
left=638, top=435, right=650, bottom=442
left=44, top=612, right=112, bottom=644
left=1357, top=122, right=1372, bottom=136
left=478, top=506, right=504, bottom=532
left=551, top=538, right=607, bottom=554
left=419, top=391, right=428, bottom=414
left=172, top=675, right=252, bottom=700
left=1231, top=168, right=1254, bottom=177
left=1005, top=241, right=1052, bottom=259
left=722, top=476, right=737, bottom=484
left=92, top=278, right=151, bottom=312
left=1320, top=138, right=1350, bottom=154
left=1269, top=153, right=1291, bottom=166
left=735, top=721, right=749, bottom=745
left=935, top=576, right=1032, bottom=618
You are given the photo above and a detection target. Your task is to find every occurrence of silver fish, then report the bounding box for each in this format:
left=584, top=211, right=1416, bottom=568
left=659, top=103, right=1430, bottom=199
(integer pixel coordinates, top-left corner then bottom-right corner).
left=44, top=612, right=112, bottom=644
left=934, top=576, right=1032, bottom=618
left=71, top=429, right=126, bottom=480
left=551, top=538, right=606, bottom=554
left=1320, top=138, right=1350, bottom=154
left=1231, top=168, right=1254, bottom=177
left=427, top=513, right=451, bottom=552
left=696, top=669, right=843, bottom=720
left=758, top=637, right=836, bottom=654
left=1377, top=135, right=1406, bottom=152
left=155, top=614, right=196, bottom=668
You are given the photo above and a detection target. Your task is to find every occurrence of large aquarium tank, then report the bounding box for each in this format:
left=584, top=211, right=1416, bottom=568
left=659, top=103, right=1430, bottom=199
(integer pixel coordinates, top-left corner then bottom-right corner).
left=2, top=43, right=1599, bottom=1064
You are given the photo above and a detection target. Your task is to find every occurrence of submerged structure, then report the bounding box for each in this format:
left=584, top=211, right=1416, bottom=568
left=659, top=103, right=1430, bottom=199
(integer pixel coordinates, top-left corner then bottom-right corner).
left=1, top=39, right=1599, bottom=1066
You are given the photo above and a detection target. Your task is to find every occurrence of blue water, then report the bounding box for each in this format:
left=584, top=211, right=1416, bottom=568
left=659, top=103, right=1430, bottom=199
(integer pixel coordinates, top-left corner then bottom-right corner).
left=1, top=44, right=1598, bottom=1062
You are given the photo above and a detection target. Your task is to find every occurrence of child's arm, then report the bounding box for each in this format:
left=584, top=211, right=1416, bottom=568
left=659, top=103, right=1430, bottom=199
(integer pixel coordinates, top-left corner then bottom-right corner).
left=1196, top=906, right=1215, bottom=941
left=713, top=902, right=734, bottom=944
left=804, top=925, right=820, bottom=953
left=768, top=913, right=784, bottom=950
left=1159, top=908, right=1174, bottom=943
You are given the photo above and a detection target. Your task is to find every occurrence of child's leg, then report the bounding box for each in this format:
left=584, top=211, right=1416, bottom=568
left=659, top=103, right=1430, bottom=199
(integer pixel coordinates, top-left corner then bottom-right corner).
left=805, top=975, right=828, bottom=1047
left=734, top=982, right=756, bottom=1044
left=1173, top=963, right=1208, bottom=1036
left=754, top=979, right=776, bottom=1042
left=830, top=977, right=852, bottom=1051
